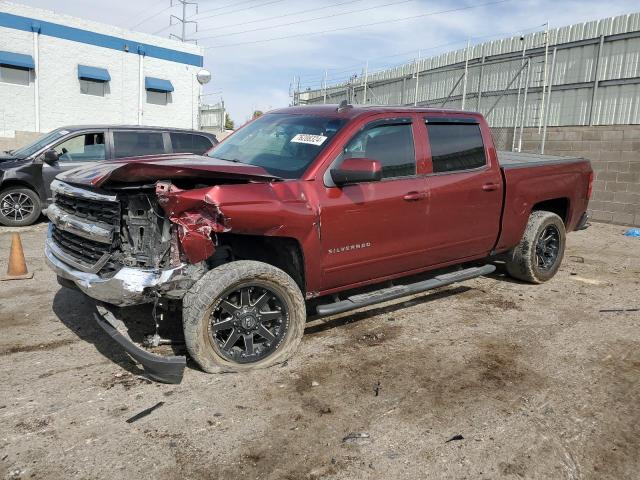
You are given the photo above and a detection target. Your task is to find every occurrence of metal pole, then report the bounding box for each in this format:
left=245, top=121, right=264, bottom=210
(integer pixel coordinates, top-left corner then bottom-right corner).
left=414, top=49, right=421, bottom=106
left=476, top=53, right=485, bottom=111
left=33, top=29, right=40, bottom=132
left=540, top=47, right=557, bottom=154
left=363, top=60, right=369, bottom=104
left=461, top=38, right=470, bottom=110
left=181, top=0, right=186, bottom=41
left=322, top=69, right=328, bottom=104
left=512, top=39, right=527, bottom=151
left=538, top=21, right=550, bottom=132
left=517, top=60, right=531, bottom=152
left=589, top=35, right=605, bottom=126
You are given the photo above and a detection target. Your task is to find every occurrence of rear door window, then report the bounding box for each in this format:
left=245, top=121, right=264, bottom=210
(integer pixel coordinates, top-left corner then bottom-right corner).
left=426, top=122, right=486, bottom=173
left=113, top=131, right=166, bottom=158
left=170, top=133, right=213, bottom=154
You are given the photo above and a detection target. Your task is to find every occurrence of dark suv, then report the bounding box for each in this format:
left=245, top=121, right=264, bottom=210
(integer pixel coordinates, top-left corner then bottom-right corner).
left=0, top=126, right=217, bottom=226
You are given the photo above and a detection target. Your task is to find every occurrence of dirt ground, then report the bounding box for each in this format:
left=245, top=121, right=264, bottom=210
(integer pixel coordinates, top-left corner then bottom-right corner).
left=0, top=220, right=639, bottom=480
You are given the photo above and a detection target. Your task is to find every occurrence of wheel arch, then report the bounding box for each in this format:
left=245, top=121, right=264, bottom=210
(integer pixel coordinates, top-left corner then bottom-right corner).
left=531, top=197, right=570, bottom=225
left=214, top=233, right=306, bottom=295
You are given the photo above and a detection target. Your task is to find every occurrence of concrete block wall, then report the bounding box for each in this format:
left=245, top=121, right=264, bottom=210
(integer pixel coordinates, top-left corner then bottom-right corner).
left=520, top=126, right=640, bottom=226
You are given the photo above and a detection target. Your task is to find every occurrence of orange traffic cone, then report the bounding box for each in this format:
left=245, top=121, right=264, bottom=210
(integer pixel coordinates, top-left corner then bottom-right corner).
left=1, top=233, right=33, bottom=281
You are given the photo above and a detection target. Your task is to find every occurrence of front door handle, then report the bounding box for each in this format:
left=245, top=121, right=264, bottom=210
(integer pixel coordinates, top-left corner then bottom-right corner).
left=482, top=183, right=499, bottom=191
left=403, top=191, right=427, bottom=201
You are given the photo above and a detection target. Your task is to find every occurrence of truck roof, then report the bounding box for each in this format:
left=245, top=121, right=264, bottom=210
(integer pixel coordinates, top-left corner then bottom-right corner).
left=270, top=104, right=483, bottom=119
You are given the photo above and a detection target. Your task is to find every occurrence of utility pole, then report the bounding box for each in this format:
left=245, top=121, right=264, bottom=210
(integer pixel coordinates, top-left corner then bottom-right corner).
left=413, top=49, right=421, bottom=106
left=461, top=38, right=470, bottom=110
left=322, top=69, right=328, bottom=104
left=169, top=0, right=198, bottom=42
left=363, top=61, right=369, bottom=104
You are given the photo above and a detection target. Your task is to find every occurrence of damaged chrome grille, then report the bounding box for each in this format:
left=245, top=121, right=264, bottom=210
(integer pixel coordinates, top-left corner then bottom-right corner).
left=48, top=180, right=119, bottom=274
left=55, top=193, right=120, bottom=224
left=51, top=225, right=113, bottom=268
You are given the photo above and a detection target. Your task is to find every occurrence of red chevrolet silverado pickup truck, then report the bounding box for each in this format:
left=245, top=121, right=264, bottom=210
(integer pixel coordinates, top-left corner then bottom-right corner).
left=45, top=104, right=592, bottom=382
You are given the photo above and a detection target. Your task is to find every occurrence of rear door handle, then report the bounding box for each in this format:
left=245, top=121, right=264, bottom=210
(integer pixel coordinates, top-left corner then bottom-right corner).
left=482, top=183, right=499, bottom=191
left=403, top=191, right=427, bottom=201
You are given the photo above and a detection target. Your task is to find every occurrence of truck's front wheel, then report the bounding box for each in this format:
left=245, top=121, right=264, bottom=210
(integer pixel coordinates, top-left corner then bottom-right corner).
left=183, top=260, right=306, bottom=373
left=505, top=211, right=566, bottom=283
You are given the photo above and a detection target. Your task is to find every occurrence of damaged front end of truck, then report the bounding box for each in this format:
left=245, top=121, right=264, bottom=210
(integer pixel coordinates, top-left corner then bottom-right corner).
left=45, top=157, right=286, bottom=382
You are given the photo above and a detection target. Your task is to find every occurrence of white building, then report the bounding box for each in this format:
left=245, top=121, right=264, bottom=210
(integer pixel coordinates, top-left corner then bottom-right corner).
left=0, top=1, right=205, bottom=138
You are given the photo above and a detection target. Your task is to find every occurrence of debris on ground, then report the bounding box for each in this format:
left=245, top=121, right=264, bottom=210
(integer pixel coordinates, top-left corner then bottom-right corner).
left=342, top=432, right=370, bottom=443
left=599, top=308, right=639, bottom=313
left=570, top=276, right=607, bottom=285
left=311, top=380, right=320, bottom=387
left=569, top=255, right=585, bottom=263
left=623, top=228, right=640, bottom=237
left=125, top=402, right=165, bottom=424
left=374, top=381, right=381, bottom=397
left=445, top=434, right=464, bottom=443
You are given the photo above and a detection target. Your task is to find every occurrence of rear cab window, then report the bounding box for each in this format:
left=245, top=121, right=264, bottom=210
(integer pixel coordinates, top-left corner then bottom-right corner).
left=170, top=132, right=213, bottom=155
left=425, top=119, right=486, bottom=173
left=113, top=131, right=166, bottom=158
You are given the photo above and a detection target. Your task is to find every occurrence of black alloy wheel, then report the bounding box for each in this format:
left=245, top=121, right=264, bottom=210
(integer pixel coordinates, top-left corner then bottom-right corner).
left=535, top=224, right=560, bottom=271
left=208, top=284, right=288, bottom=363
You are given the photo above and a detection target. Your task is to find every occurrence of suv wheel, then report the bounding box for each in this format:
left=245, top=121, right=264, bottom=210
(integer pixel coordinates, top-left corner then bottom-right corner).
left=183, top=260, right=306, bottom=373
left=0, top=187, right=42, bottom=227
left=505, top=211, right=566, bottom=283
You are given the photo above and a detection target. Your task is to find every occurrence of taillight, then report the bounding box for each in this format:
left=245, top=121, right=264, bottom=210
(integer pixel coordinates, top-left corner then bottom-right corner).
left=587, top=171, right=594, bottom=199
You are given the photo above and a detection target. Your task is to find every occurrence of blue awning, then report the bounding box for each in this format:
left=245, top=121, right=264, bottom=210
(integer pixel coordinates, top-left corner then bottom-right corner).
left=0, top=50, right=34, bottom=69
left=78, top=64, right=110, bottom=82
left=145, top=77, right=174, bottom=93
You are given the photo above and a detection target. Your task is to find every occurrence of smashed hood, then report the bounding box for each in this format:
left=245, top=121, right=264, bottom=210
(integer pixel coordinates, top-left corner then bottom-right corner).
left=57, top=154, right=280, bottom=187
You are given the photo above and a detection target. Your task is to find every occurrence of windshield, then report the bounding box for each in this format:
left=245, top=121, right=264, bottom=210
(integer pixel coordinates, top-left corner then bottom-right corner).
left=12, top=129, right=69, bottom=159
left=207, top=113, right=347, bottom=178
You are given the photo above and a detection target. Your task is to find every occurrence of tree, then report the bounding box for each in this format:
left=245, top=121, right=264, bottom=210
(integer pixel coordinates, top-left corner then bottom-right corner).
left=224, top=113, right=235, bottom=130
left=252, top=110, right=264, bottom=119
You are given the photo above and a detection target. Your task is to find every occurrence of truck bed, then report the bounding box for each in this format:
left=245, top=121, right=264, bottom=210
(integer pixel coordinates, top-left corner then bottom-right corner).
left=498, top=151, right=587, bottom=169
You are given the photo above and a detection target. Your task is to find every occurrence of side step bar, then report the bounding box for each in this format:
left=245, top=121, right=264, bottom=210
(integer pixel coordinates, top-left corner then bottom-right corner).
left=316, top=264, right=495, bottom=316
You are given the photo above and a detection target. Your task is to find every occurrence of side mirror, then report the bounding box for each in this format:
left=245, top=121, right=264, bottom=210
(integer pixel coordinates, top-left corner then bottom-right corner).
left=330, top=158, right=382, bottom=186
left=43, top=149, right=59, bottom=165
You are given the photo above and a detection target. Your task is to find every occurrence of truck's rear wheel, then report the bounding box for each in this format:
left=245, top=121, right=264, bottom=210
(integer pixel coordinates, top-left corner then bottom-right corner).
left=505, top=211, right=566, bottom=283
left=183, top=260, right=306, bottom=373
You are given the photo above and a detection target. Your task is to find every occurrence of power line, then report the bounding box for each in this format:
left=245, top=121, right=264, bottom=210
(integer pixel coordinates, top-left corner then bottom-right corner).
left=130, top=1, right=175, bottom=29
left=203, top=0, right=513, bottom=49
left=192, top=0, right=261, bottom=17
left=195, top=0, right=367, bottom=35
left=195, top=0, right=419, bottom=41
left=194, top=0, right=287, bottom=22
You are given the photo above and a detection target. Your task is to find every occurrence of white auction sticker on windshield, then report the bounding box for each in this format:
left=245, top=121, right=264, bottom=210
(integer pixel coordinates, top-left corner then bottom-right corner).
left=290, top=133, right=327, bottom=146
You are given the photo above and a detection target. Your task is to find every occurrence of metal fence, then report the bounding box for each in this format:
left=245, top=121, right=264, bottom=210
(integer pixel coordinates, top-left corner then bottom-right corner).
left=295, top=12, right=640, bottom=153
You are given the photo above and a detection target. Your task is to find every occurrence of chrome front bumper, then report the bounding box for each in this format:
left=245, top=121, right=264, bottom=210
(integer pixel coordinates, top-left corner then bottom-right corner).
left=45, top=225, right=188, bottom=306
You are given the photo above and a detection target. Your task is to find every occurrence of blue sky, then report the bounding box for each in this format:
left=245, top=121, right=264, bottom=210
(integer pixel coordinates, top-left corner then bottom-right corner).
left=16, top=0, right=640, bottom=122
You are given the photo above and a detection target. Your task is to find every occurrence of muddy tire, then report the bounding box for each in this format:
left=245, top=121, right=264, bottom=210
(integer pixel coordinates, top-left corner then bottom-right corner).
left=505, top=211, right=566, bottom=284
left=0, top=187, right=41, bottom=227
left=183, top=260, right=306, bottom=373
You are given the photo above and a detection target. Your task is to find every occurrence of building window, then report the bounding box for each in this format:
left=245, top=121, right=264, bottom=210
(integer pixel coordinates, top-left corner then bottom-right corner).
left=80, top=79, right=105, bottom=96
left=0, top=65, right=30, bottom=86
left=147, top=90, right=169, bottom=105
